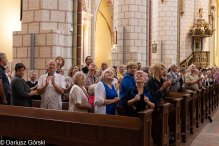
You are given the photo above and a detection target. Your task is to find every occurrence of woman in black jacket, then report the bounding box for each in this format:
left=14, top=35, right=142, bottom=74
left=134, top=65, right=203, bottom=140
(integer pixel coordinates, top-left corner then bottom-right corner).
left=122, top=71, right=155, bottom=117
left=11, top=63, right=37, bottom=107
left=146, top=63, right=171, bottom=110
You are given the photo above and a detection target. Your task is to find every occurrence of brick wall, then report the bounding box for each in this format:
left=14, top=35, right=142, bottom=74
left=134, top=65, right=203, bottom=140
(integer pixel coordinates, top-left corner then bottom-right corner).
left=13, top=0, right=73, bottom=81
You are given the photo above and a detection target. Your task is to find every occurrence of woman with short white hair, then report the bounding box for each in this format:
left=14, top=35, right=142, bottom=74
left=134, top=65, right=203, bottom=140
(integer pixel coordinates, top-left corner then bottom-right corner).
left=94, top=68, right=120, bottom=115
left=69, top=71, right=92, bottom=113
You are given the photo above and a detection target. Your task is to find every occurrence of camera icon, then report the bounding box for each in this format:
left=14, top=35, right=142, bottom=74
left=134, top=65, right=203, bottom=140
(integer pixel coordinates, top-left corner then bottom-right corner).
left=0, top=140, right=5, bottom=145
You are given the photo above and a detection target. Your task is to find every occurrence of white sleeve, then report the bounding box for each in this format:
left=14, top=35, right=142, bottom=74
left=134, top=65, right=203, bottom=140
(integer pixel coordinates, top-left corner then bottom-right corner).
left=60, top=76, right=66, bottom=89
left=70, top=86, right=82, bottom=104
left=94, top=82, right=105, bottom=106
left=37, top=76, right=44, bottom=89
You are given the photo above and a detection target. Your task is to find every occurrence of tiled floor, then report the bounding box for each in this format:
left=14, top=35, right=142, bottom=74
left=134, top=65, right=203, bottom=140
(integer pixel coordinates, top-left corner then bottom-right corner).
left=190, top=109, right=219, bottom=146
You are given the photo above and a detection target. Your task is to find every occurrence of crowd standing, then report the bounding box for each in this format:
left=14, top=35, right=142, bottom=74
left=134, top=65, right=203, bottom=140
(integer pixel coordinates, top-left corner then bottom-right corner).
left=0, top=52, right=219, bottom=117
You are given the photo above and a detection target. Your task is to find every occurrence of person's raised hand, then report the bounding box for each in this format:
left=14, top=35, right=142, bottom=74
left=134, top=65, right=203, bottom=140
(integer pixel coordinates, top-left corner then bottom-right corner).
left=95, top=79, right=99, bottom=84
left=144, top=96, right=149, bottom=103
left=46, top=76, right=50, bottom=85
left=118, top=78, right=122, bottom=84
left=134, top=94, right=141, bottom=102
left=113, top=97, right=120, bottom=103
left=51, top=76, right=55, bottom=85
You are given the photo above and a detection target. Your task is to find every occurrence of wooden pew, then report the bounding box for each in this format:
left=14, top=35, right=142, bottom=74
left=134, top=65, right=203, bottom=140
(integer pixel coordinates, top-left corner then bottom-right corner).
left=32, top=100, right=69, bottom=111
left=151, top=103, right=170, bottom=146
left=201, top=88, right=206, bottom=123
left=33, top=100, right=171, bottom=146
left=168, top=93, right=191, bottom=143
left=0, top=105, right=154, bottom=146
left=188, top=91, right=198, bottom=134
left=196, top=89, right=202, bottom=128
left=166, top=97, right=183, bottom=146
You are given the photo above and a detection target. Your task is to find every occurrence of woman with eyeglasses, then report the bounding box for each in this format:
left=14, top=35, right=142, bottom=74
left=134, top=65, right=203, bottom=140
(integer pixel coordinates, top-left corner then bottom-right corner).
left=26, top=70, right=41, bottom=100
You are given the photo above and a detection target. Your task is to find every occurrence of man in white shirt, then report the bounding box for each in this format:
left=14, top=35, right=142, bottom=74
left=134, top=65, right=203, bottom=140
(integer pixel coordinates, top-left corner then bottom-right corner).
left=37, top=60, right=65, bottom=110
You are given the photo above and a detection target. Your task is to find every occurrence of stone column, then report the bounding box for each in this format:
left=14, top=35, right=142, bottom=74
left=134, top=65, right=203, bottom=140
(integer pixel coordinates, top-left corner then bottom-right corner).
left=13, top=0, right=73, bottom=80
left=112, top=0, right=147, bottom=66
left=180, top=0, right=195, bottom=62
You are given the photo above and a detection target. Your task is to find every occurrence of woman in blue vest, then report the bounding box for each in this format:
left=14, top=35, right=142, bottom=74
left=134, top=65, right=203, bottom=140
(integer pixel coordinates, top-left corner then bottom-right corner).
left=121, top=71, right=155, bottom=117
left=94, top=68, right=120, bottom=115
left=119, top=62, right=137, bottom=106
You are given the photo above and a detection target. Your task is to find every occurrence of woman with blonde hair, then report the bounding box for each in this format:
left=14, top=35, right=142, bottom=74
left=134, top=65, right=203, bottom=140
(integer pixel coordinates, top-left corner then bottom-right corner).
left=117, top=64, right=125, bottom=79
left=94, top=68, right=120, bottom=115
left=146, top=63, right=171, bottom=108
left=120, top=62, right=137, bottom=106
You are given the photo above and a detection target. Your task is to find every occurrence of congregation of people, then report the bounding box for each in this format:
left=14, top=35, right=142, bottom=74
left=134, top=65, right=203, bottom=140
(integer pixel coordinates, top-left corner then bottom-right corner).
left=1, top=52, right=219, bottom=117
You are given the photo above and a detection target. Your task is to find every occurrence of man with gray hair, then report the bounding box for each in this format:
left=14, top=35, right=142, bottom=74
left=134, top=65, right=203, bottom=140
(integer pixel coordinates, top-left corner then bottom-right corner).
left=0, top=53, right=9, bottom=105
left=185, top=64, right=202, bottom=92
left=166, top=64, right=183, bottom=92
left=37, top=60, right=65, bottom=110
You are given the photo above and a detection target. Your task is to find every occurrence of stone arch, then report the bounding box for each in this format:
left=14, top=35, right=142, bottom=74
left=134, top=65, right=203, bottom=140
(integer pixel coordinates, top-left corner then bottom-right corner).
left=95, top=0, right=113, bottom=32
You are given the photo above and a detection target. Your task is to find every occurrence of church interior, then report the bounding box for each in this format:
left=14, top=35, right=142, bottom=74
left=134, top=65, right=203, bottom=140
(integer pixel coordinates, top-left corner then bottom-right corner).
left=0, top=0, right=219, bottom=146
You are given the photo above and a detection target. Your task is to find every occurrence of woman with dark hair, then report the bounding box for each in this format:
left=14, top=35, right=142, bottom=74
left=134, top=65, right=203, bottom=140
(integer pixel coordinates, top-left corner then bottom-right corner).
left=11, top=63, right=37, bottom=107
left=64, top=65, right=80, bottom=101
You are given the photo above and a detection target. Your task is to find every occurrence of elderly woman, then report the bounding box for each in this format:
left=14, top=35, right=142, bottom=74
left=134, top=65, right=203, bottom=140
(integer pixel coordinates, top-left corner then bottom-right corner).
left=94, top=68, right=120, bottom=115
left=26, top=70, right=41, bottom=100
left=122, top=71, right=155, bottom=117
left=11, top=63, right=37, bottom=107
left=69, top=71, right=92, bottom=112
left=141, top=66, right=151, bottom=78
left=117, top=64, right=125, bottom=79
left=64, top=65, right=80, bottom=101
left=119, top=62, right=137, bottom=106
left=146, top=63, right=171, bottom=108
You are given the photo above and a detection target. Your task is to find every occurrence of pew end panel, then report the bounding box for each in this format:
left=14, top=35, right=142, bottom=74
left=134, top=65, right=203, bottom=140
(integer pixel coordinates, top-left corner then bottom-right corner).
left=166, top=97, right=183, bottom=146
left=168, top=93, right=191, bottom=143
left=152, top=103, right=170, bottom=146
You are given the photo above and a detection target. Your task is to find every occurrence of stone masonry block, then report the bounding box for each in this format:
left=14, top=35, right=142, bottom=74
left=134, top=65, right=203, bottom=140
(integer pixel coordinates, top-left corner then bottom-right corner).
left=35, top=10, right=50, bottom=22
left=23, top=35, right=30, bottom=46
left=13, top=36, right=22, bottom=47
left=23, top=59, right=30, bottom=69
left=34, top=58, right=46, bottom=69
left=41, top=0, right=57, bottom=9
left=51, top=11, right=65, bottom=22
left=17, top=47, right=28, bottom=58
left=35, top=34, right=46, bottom=45
left=22, top=11, right=34, bottom=23
left=29, top=23, right=40, bottom=33
left=40, top=47, right=51, bottom=57
left=59, top=0, right=69, bottom=10
left=13, top=48, right=16, bottom=57
left=62, top=47, right=72, bottom=58
left=29, top=0, right=40, bottom=10
left=41, top=22, right=57, bottom=31
left=129, top=5, right=138, bottom=11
